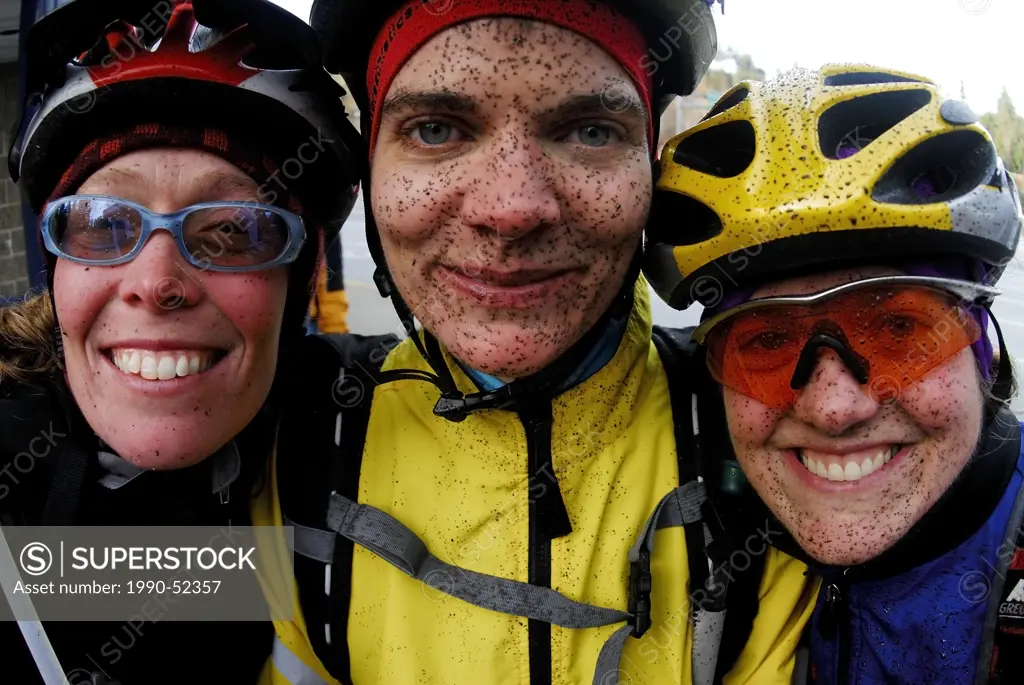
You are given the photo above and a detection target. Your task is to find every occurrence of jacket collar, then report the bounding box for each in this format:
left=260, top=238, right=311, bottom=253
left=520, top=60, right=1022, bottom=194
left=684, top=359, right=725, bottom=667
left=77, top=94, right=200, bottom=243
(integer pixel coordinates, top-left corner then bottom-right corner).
left=0, top=375, right=242, bottom=501
left=95, top=438, right=241, bottom=499
left=382, top=276, right=658, bottom=447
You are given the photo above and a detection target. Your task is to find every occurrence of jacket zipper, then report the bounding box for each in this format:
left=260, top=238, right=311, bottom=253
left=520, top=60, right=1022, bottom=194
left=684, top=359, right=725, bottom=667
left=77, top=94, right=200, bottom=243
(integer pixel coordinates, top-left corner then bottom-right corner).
left=524, top=403, right=553, bottom=685
left=521, top=401, right=572, bottom=685
left=818, top=573, right=850, bottom=685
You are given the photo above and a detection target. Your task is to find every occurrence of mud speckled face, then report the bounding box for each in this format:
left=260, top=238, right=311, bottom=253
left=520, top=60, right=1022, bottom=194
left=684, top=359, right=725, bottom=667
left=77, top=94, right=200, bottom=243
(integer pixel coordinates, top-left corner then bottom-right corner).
left=53, top=148, right=288, bottom=470
left=371, top=18, right=651, bottom=379
left=724, top=266, right=984, bottom=566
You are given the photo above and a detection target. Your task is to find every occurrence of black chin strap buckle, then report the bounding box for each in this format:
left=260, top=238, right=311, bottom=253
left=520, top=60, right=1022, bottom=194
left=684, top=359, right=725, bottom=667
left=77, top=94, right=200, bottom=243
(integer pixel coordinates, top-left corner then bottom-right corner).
left=433, top=393, right=472, bottom=422
left=432, top=387, right=516, bottom=422
left=627, top=549, right=653, bottom=637
left=373, top=268, right=394, bottom=299
left=790, top=330, right=870, bottom=389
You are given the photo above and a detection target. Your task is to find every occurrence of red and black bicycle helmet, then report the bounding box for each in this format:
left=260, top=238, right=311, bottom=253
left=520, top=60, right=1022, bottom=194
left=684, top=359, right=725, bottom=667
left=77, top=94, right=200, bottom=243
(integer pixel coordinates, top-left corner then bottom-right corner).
left=310, top=0, right=719, bottom=135
left=9, top=0, right=363, bottom=238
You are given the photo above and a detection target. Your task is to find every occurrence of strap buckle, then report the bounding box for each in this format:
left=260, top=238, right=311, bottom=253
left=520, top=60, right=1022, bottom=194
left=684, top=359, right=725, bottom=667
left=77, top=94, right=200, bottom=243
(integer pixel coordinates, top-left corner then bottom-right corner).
left=433, top=388, right=516, bottom=422
left=627, top=549, right=652, bottom=637
left=433, top=393, right=471, bottom=422
left=698, top=498, right=731, bottom=613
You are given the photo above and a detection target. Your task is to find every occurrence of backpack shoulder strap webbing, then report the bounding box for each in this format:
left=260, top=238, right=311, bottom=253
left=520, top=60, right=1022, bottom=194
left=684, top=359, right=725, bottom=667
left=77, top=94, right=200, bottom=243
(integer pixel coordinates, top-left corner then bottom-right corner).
left=276, top=332, right=398, bottom=682
left=649, top=326, right=713, bottom=589
left=650, top=325, right=770, bottom=685
left=290, top=330, right=718, bottom=684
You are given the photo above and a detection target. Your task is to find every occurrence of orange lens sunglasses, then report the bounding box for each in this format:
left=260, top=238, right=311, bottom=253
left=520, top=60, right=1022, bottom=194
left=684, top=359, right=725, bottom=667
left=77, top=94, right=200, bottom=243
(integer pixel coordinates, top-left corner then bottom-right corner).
left=690, top=276, right=998, bottom=410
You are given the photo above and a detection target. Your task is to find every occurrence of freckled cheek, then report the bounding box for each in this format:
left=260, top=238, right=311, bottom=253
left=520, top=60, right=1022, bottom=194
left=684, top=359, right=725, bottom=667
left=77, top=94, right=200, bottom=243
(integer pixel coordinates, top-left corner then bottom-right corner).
left=371, top=169, right=454, bottom=245
left=900, top=353, right=982, bottom=431
left=724, top=391, right=779, bottom=471
left=206, top=275, right=286, bottom=341
left=52, top=267, right=115, bottom=344
left=559, top=166, right=651, bottom=242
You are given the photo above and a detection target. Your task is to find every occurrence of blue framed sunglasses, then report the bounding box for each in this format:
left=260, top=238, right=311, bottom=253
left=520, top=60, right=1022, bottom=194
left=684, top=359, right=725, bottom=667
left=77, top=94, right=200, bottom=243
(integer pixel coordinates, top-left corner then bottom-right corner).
left=40, top=195, right=307, bottom=272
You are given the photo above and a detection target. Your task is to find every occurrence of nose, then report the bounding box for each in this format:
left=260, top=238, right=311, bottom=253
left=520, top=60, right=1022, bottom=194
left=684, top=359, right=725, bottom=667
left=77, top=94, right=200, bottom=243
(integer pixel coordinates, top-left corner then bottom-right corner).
left=460, top=129, right=561, bottom=240
left=116, top=231, right=204, bottom=312
left=791, top=349, right=880, bottom=434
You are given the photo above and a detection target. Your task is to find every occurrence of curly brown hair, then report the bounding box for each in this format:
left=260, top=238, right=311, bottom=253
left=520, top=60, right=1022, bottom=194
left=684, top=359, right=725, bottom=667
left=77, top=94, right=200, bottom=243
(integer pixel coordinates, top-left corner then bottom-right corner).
left=0, top=292, right=61, bottom=392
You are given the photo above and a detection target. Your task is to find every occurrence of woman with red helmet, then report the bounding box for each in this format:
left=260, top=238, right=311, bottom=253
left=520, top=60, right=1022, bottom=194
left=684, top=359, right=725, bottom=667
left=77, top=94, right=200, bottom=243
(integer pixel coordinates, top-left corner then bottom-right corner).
left=249, top=1, right=817, bottom=684
left=0, top=1, right=360, bottom=682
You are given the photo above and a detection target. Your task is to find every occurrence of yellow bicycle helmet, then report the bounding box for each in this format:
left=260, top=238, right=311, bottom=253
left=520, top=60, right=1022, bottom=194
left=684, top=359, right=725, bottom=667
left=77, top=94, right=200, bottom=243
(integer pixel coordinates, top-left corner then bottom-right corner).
left=644, top=63, right=1024, bottom=310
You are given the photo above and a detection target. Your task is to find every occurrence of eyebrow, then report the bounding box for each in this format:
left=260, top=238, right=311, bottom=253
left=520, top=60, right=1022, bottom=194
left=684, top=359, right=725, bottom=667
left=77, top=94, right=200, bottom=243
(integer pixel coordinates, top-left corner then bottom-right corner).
left=81, top=167, right=260, bottom=205
left=377, top=89, right=649, bottom=139
left=85, top=166, right=146, bottom=189
left=537, top=92, right=648, bottom=126
left=381, top=90, right=479, bottom=118
left=193, top=171, right=261, bottom=202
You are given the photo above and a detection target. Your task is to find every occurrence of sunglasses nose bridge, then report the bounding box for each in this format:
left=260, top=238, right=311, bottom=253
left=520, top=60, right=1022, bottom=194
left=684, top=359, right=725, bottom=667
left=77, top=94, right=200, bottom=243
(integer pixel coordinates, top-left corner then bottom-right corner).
left=809, top=317, right=845, bottom=338
left=130, top=215, right=194, bottom=261
left=789, top=330, right=871, bottom=391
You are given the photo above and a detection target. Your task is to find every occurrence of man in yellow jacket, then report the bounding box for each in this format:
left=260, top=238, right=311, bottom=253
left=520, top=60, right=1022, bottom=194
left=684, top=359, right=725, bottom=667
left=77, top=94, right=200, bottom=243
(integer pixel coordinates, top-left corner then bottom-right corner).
left=256, top=1, right=820, bottom=683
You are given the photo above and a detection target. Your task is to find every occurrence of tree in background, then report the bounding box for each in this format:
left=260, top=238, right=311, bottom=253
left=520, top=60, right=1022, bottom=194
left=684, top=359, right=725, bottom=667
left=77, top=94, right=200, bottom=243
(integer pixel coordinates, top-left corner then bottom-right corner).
left=980, top=88, right=1024, bottom=179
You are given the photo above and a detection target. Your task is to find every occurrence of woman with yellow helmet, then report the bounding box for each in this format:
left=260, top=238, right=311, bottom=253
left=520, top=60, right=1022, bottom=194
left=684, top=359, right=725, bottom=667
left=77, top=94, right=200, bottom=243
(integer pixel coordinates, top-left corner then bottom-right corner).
left=645, top=64, right=1024, bottom=684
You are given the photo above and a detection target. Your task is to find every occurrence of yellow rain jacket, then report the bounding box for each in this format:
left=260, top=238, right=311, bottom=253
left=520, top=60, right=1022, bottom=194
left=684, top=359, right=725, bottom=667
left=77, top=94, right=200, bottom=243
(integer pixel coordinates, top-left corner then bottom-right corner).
left=308, top=252, right=349, bottom=334
left=255, top=279, right=818, bottom=684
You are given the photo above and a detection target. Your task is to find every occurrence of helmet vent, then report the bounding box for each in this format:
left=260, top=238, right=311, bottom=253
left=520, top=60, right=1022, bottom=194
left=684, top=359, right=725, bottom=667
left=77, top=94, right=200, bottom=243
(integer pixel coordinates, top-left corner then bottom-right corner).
left=702, top=87, right=749, bottom=121
left=819, top=89, right=932, bottom=159
left=824, top=71, right=928, bottom=87
left=672, top=120, right=756, bottom=178
left=647, top=191, right=722, bottom=246
left=872, top=130, right=997, bottom=205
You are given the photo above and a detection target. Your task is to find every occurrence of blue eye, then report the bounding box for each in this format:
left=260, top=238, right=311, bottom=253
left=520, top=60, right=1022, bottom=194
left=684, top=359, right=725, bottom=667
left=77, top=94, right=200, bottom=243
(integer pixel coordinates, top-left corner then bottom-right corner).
left=415, top=122, right=455, bottom=145
left=569, top=124, right=614, bottom=147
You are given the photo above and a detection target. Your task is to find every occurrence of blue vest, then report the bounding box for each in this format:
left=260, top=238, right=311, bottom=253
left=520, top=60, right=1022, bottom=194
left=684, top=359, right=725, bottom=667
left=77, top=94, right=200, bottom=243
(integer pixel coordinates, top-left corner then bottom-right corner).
left=808, top=427, right=1024, bottom=684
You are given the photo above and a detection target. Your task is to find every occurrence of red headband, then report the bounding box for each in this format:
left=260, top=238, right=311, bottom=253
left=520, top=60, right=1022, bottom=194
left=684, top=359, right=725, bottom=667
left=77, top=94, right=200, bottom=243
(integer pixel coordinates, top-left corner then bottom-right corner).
left=366, top=0, right=654, bottom=154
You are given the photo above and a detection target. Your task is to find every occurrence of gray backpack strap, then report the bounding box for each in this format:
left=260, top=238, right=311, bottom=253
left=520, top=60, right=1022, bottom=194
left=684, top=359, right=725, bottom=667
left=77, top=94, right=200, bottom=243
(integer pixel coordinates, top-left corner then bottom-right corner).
left=284, top=515, right=336, bottom=564
left=325, top=481, right=708, bottom=685
left=650, top=326, right=730, bottom=685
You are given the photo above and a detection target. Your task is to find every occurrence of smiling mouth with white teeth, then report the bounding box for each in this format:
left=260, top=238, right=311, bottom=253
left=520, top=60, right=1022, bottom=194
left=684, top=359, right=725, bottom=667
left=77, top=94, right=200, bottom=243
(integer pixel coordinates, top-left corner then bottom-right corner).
left=108, top=348, right=223, bottom=381
left=798, top=445, right=903, bottom=482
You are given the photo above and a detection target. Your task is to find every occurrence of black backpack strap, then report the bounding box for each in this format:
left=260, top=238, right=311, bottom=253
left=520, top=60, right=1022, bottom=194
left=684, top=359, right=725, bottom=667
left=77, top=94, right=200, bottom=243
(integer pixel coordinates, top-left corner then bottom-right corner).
left=791, top=626, right=812, bottom=685
left=40, top=380, right=97, bottom=525
left=277, top=332, right=398, bottom=682
left=650, top=326, right=713, bottom=595
left=651, top=325, right=770, bottom=684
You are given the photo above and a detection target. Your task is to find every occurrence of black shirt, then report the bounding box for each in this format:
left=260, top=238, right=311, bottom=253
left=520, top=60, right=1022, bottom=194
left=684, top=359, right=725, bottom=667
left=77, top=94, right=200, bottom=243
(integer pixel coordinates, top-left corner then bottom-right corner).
left=0, top=378, right=275, bottom=685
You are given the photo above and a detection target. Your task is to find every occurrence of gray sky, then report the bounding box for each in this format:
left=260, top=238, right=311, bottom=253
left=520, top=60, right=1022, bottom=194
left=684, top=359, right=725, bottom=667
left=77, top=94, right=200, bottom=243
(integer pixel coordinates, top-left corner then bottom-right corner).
left=273, top=0, right=1023, bottom=117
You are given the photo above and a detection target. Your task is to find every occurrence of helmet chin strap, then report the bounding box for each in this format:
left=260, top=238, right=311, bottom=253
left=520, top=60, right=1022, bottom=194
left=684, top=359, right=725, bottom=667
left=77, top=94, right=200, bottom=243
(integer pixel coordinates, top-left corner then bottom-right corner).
left=983, top=307, right=1014, bottom=423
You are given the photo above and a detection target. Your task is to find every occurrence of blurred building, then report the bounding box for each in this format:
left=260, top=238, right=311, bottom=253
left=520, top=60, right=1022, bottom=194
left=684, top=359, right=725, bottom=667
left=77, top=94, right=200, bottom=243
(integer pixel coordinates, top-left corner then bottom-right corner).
left=331, top=73, right=360, bottom=132
left=0, top=0, right=28, bottom=297
left=657, top=78, right=722, bottom=154
left=656, top=50, right=768, bottom=154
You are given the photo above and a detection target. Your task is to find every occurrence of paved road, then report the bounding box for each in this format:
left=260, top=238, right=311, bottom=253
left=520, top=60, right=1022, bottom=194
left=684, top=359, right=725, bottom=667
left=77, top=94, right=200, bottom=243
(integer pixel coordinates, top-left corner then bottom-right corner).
left=339, top=200, right=1024, bottom=415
